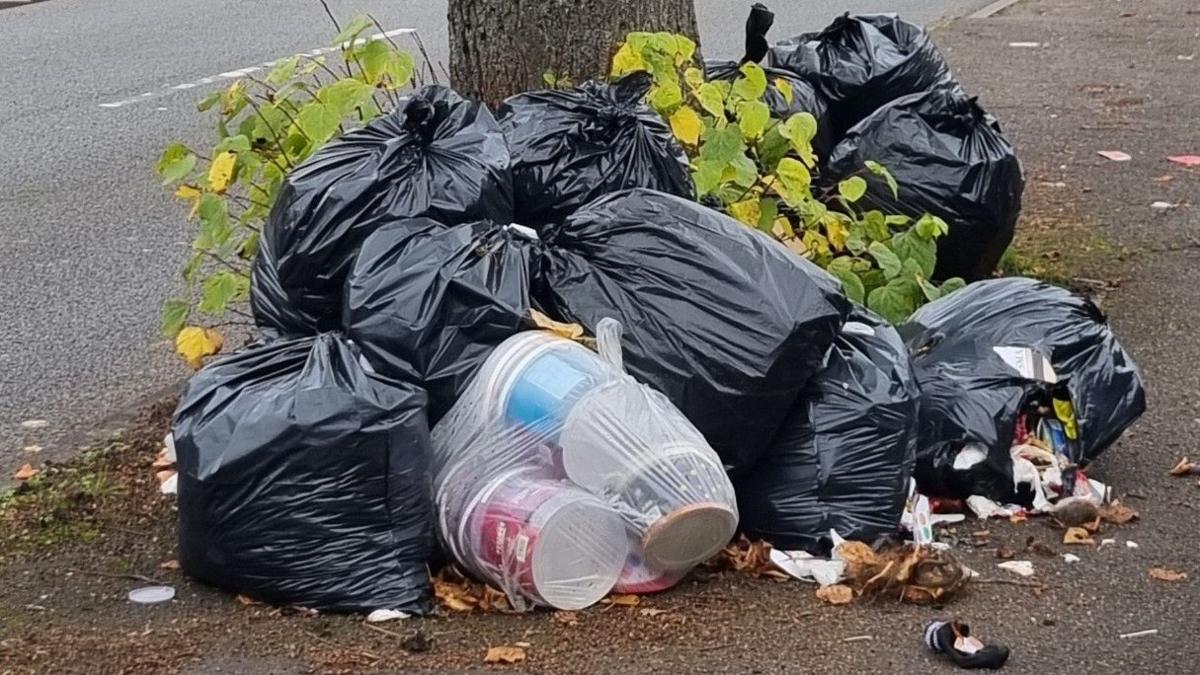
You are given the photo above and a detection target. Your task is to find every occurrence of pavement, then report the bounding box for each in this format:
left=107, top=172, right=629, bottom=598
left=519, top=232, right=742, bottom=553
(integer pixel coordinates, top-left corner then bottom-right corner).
left=0, top=0, right=998, bottom=482
left=0, top=0, right=1198, bottom=672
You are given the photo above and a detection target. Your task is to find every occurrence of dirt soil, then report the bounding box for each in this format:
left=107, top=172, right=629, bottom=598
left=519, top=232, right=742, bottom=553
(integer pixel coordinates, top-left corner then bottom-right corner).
left=4, top=0, right=1200, bottom=672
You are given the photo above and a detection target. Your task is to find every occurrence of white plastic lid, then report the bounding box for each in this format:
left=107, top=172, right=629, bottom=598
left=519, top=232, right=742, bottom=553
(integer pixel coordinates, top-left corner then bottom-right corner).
left=128, top=586, right=176, bottom=604
left=530, top=495, right=627, bottom=610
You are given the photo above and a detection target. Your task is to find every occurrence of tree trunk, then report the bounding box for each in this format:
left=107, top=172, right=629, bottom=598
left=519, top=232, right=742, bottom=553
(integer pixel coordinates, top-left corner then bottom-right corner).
left=449, top=0, right=700, bottom=107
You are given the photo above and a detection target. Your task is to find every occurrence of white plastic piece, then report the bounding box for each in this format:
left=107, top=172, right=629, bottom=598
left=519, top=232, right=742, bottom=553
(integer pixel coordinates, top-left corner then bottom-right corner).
left=967, top=495, right=1010, bottom=520
left=159, top=473, right=178, bottom=496
left=1126, top=540, right=1139, bottom=549
left=1100, top=538, right=1117, bottom=547
left=505, top=223, right=540, bottom=240
left=128, top=586, right=175, bottom=604
left=953, top=444, right=988, bottom=471
left=430, top=328, right=738, bottom=610
left=366, top=609, right=411, bottom=623
left=769, top=548, right=845, bottom=587
left=1063, top=553, right=1080, bottom=563
left=997, top=560, right=1035, bottom=577
left=162, top=433, right=177, bottom=463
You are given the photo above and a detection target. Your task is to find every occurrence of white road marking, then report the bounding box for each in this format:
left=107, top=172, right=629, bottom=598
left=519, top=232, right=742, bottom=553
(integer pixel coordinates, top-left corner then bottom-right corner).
left=99, top=28, right=415, bottom=109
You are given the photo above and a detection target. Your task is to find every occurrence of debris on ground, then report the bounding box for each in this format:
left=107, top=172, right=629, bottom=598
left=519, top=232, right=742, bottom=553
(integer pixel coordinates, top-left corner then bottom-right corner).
left=483, top=645, right=527, bottom=664
left=997, top=561, right=1035, bottom=578
left=1148, top=568, right=1188, bottom=582
left=923, top=620, right=1011, bottom=670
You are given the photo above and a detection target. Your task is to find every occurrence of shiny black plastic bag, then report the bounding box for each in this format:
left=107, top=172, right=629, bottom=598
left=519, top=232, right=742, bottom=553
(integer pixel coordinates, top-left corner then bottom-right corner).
left=900, top=278, right=1146, bottom=500
left=346, top=220, right=537, bottom=421
left=252, top=86, right=513, bottom=334
left=536, top=189, right=851, bottom=473
left=173, top=334, right=434, bottom=613
left=498, top=73, right=693, bottom=228
left=824, top=87, right=1023, bottom=281
left=768, top=13, right=952, bottom=138
left=705, top=4, right=835, bottom=159
left=736, top=308, right=919, bottom=554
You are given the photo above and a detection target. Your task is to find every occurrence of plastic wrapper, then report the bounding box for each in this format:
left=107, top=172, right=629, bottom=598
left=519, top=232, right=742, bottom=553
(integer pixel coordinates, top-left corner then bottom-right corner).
left=735, top=308, right=919, bottom=554
left=536, top=188, right=851, bottom=473
left=252, top=86, right=514, bottom=334
left=899, top=278, right=1146, bottom=502
left=704, top=4, right=834, bottom=158
left=172, top=334, right=434, bottom=613
left=768, top=13, right=953, bottom=138
left=431, top=321, right=738, bottom=610
left=824, top=87, right=1024, bottom=281
left=346, top=219, right=538, bottom=421
left=498, top=73, right=693, bottom=228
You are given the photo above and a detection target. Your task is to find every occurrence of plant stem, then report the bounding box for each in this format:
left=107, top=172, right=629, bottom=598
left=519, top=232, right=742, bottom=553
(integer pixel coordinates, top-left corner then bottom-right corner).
left=316, top=0, right=341, bottom=32
left=243, top=97, right=294, bottom=170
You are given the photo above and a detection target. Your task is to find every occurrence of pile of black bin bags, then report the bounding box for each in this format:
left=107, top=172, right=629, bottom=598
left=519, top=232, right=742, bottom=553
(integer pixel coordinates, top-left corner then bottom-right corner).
left=170, top=8, right=1142, bottom=610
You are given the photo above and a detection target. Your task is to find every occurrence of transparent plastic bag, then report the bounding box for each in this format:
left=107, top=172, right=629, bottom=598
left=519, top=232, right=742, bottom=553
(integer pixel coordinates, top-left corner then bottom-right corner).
left=431, top=319, right=738, bottom=610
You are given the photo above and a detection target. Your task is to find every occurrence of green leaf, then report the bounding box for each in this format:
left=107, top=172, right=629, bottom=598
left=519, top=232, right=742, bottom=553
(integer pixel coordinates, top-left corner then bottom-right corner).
left=775, top=157, right=812, bottom=206
left=736, top=100, right=770, bottom=139
left=199, top=271, right=250, bottom=313
left=915, top=213, right=950, bottom=239
left=693, top=159, right=724, bottom=197
left=891, top=231, right=937, bottom=278
left=732, top=62, right=768, bottom=101
left=320, top=79, right=374, bottom=118
left=215, top=134, right=252, bottom=153
left=265, top=56, right=300, bottom=85
left=758, top=125, right=790, bottom=171
left=297, top=101, right=341, bottom=144
left=778, top=112, right=817, bottom=144
left=330, top=15, right=373, bottom=47
left=181, top=251, right=203, bottom=284
left=197, top=91, right=221, bottom=112
left=355, top=40, right=392, bottom=84
left=838, top=176, right=868, bottom=203
left=648, top=82, right=683, bottom=112
left=195, top=194, right=231, bottom=249
left=867, top=277, right=919, bottom=324
left=885, top=214, right=912, bottom=226
left=672, top=35, right=697, bottom=64
left=827, top=261, right=866, bottom=304
left=239, top=230, right=262, bottom=259
left=728, top=154, right=759, bottom=188
left=865, top=160, right=899, bottom=199
left=757, top=197, right=779, bottom=233
left=699, top=125, right=745, bottom=165
left=156, top=143, right=196, bottom=185
left=918, top=276, right=942, bottom=302
left=902, top=257, right=926, bottom=278
left=696, top=82, right=727, bottom=119
left=940, top=277, right=967, bottom=296
left=774, top=78, right=794, bottom=106
left=161, top=299, right=190, bottom=338
left=846, top=221, right=868, bottom=255
left=863, top=210, right=888, bottom=241
left=868, top=241, right=902, bottom=279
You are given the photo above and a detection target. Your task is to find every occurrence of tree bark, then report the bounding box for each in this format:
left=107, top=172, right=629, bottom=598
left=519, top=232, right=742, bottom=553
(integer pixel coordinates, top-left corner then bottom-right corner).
left=449, top=0, right=700, bottom=107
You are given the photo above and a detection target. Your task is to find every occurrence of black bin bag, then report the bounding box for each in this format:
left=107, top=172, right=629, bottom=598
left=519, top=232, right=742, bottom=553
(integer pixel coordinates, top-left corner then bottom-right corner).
left=173, top=334, right=434, bottom=613
left=498, top=72, right=693, bottom=228
left=252, top=85, right=513, bottom=334
left=824, top=87, right=1024, bottom=282
left=346, top=219, right=538, bottom=421
left=704, top=4, right=835, bottom=159
left=768, top=13, right=952, bottom=138
left=735, top=308, right=919, bottom=554
left=900, top=278, right=1146, bottom=501
left=536, top=188, right=851, bottom=473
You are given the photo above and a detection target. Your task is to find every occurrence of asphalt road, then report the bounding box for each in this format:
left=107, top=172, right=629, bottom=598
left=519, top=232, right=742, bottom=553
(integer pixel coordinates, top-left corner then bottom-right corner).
left=0, top=0, right=992, bottom=478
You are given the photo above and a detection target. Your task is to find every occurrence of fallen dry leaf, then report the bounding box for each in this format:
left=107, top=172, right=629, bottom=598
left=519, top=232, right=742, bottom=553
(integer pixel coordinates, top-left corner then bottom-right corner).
left=1097, top=150, right=1132, bottom=162
left=155, top=469, right=176, bottom=485
left=1063, top=527, right=1096, bottom=546
left=152, top=449, right=175, bottom=469
left=1153, top=174, right=1175, bottom=182
left=603, top=594, right=640, bottom=607
left=19, top=419, right=48, bottom=430
left=1009, top=513, right=1028, bottom=524
left=1149, top=567, right=1188, bottom=582
left=1099, top=501, right=1139, bottom=525
left=175, top=326, right=224, bottom=370
left=159, top=559, right=181, bottom=571
left=706, top=536, right=775, bottom=576
left=23, top=445, right=42, bottom=454
left=484, top=645, right=526, bottom=664
left=639, top=608, right=670, bottom=617
left=1170, top=457, right=1196, bottom=476
left=529, top=309, right=585, bottom=341
left=995, top=545, right=1016, bottom=560
left=552, top=611, right=579, bottom=626
left=1167, top=155, right=1200, bottom=167
left=12, top=464, right=38, bottom=481
left=816, top=584, right=854, bottom=605
left=234, top=594, right=262, bottom=606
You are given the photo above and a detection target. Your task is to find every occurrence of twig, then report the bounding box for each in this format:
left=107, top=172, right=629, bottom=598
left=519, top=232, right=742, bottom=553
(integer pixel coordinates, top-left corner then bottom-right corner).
left=202, top=251, right=252, bottom=276
left=362, top=623, right=406, bottom=639
left=843, top=635, right=873, bottom=643
left=73, top=569, right=166, bottom=585
left=315, top=0, right=341, bottom=32
left=243, top=97, right=294, bottom=169
left=367, top=14, right=403, bottom=50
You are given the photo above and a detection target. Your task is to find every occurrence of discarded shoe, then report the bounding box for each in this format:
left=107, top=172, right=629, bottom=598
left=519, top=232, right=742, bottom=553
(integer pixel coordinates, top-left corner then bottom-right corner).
left=923, top=620, right=1010, bottom=670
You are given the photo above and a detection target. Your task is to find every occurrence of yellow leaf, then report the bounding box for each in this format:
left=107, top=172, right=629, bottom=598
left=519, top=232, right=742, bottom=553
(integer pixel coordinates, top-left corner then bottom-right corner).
left=823, top=214, right=849, bottom=251
left=602, top=593, right=640, bottom=607
left=772, top=216, right=795, bottom=239
left=1149, top=567, right=1188, bottom=582
left=13, top=463, right=39, bottom=480
left=529, top=308, right=584, bottom=340
left=483, top=645, right=526, bottom=664
left=774, top=78, right=794, bottom=105
left=1063, top=527, right=1095, bottom=546
left=174, top=184, right=201, bottom=201
left=208, top=151, right=237, bottom=194
left=669, top=106, right=703, bottom=146
left=815, top=584, right=854, bottom=605
left=611, top=43, right=645, bottom=77
left=175, top=326, right=224, bottom=370
left=728, top=200, right=762, bottom=227
left=803, top=230, right=830, bottom=257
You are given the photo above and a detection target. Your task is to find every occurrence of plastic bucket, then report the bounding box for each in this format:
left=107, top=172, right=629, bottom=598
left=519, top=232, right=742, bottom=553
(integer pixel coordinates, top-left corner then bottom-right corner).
left=462, top=472, right=627, bottom=610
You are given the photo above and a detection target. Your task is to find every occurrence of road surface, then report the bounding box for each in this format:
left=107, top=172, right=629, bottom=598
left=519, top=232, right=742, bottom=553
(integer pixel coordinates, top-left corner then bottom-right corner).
left=0, top=0, right=993, bottom=477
